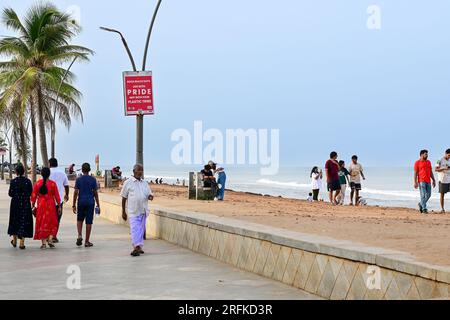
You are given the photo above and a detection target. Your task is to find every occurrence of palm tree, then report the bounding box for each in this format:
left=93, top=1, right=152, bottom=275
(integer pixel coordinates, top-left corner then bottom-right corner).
left=0, top=90, right=30, bottom=176
left=0, top=3, right=92, bottom=171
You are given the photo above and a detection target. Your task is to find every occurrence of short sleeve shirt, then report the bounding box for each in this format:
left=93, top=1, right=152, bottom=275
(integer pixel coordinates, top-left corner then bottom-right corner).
left=414, top=160, right=432, bottom=184
left=75, top=175, right=98, bottom=206
left=311, top=172, right=322, bottom=190
left=338, top=168, right=350, bottom=185
left=325, top=160, right=339, bottom=183
left=349, top=163, right=363, bottom=184
left=120, top=176, right=152, bottom=217
left=437, top=158, right=450, bottom=184
left=50, top=167, right=69, bottom=204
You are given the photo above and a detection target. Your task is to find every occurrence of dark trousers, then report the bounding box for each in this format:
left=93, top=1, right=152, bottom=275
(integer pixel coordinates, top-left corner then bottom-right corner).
left=56, top=203, right=63, bottom=224
left=312, top=189, right=320, bottom=201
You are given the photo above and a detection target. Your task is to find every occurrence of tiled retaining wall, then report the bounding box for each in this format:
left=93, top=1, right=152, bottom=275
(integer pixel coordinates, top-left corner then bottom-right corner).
left=100, top=194, right=450, bottom=300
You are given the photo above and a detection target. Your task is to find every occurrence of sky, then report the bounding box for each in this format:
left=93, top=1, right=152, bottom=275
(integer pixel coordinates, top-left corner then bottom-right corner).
left=1, top=0, right=449, bottom=169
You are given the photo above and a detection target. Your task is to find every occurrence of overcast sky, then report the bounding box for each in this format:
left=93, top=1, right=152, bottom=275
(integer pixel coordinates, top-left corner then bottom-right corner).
left=1, top=0, right=449, bottom=168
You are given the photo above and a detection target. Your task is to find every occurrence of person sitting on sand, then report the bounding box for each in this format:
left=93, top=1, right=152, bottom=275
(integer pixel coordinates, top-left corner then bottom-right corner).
left=310, top=166, right=322, bottom=201
left=325, top=152, right=341, bottom=205
left=307, top=193, right=313, bottom=202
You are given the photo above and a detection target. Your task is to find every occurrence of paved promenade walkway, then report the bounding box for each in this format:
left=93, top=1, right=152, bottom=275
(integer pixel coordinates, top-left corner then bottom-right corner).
left=0, top=181, right=319, bottom=299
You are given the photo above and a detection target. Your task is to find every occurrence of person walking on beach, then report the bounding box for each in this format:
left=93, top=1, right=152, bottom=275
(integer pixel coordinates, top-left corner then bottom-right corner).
left=435, top=148, right=450, bottom=213
left=414, top=150, right=436, bottom=214
left=325, top=152, right=341, bottom=205
left=72, top=163, right=100, bottom=247
left=7, top=164, right=33, bottom=249
left=31, top=167, right=61, bottom=249
left=49, top=158, right=69, bottom=243
left=349, top=155, right=365, bottom=206
left=121, top=164, right=154, bottom=257
left=310, top=166, right=322, bottom=201
left=337, top=160, right=350, bottom=205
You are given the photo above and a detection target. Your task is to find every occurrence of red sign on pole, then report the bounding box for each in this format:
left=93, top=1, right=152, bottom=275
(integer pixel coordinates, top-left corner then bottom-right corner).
left=123, top=71, right=154, bottom=116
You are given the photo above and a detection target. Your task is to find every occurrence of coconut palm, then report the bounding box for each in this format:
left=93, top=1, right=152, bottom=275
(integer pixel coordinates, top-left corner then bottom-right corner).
left=0, top=3, right=92, bottom=170
left=0, top=89, right=30, bottom=176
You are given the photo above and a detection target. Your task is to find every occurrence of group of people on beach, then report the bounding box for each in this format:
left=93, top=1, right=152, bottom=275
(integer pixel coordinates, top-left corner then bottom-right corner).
left=308, top=148, right=450, bottom=213
left=310, top=152, right=365, bottom=206
left=413, top=148, right=450, bottom=214
left=7, top=157, right=152, bottom=256
left=200, top=160, right=227, bottom=201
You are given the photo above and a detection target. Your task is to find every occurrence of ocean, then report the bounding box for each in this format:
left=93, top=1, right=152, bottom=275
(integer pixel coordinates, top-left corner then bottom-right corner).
left=104, top=165, right=442, bottom=211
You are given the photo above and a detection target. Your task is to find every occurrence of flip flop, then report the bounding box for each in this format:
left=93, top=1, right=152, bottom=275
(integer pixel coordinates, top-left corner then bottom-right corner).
left=19, top=245, right=26, bottom=250
left=84, top=242, right=93, bottom=248
left=10, top=240, right=17, bottom=248
left=76, top=237, right=83, bottom=247
left=48, top=242, right=55, bottom=248
left=130, top=249, right=140, bottom=257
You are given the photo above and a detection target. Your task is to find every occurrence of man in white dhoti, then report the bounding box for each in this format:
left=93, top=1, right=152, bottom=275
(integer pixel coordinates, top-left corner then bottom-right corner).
left=121, top=164, right=154, bottom=257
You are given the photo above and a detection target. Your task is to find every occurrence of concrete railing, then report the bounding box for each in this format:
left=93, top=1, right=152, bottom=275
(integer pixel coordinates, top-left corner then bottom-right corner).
left=99, top=192, right=450, bottom=300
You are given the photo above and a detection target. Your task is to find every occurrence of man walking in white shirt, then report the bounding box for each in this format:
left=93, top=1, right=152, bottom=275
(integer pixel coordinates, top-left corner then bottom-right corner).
left=121, top=164, right=154, bottom=257
left=49, top=158, right=69, bottom=242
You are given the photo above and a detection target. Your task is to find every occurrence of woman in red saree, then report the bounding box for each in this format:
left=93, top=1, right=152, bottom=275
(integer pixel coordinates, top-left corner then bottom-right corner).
left=31, top=167, right=61, bottom=249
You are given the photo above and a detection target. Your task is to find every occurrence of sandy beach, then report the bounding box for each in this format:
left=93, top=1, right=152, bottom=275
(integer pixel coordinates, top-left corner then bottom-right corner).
left=101, top=183, right=450, bottom=267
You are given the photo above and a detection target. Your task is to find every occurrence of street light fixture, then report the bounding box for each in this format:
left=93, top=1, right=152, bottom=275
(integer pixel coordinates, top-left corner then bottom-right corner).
left=99, top=27, right=137, bottom=72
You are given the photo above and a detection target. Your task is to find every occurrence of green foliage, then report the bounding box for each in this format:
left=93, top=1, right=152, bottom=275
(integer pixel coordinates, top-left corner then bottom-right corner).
left=0, top=2, right=93, bottom=169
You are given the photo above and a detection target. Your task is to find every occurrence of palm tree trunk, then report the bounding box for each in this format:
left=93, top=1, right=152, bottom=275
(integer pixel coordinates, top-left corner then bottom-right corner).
left=36, top=86, right=49, bottom=167
left=51, top=122, right=55, bottom=159
left=30, top=100, right=37, bottom=183
left=8, top=141, right=12, bottom=179
left=18, top=120, right=28, bottom=177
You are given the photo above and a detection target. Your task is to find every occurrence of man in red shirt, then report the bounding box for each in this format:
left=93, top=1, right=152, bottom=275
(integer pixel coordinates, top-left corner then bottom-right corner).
left=325, top=151, right=341, bottom=205
left=414, top=149, right=436, bottom=214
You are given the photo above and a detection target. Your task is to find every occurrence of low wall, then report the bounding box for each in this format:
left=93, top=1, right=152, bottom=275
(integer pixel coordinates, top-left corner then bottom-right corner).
left=99, top=193, right=450, bottom=300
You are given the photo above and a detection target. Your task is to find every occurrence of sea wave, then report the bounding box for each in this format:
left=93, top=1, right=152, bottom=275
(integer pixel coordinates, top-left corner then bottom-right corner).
left=255, top=178, right=437, bottom=200
left=256, top=179, right=311, bottom=188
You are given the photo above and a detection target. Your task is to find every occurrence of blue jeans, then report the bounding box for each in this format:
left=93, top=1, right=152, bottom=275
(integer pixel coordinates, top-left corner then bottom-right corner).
left=419, top=182, right=432, bottom=211
left=217, top=172, right=226, bottom=200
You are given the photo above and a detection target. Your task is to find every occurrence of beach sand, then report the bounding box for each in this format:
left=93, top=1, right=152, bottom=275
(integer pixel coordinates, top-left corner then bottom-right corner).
left=101, top=183, right=450, bottom=267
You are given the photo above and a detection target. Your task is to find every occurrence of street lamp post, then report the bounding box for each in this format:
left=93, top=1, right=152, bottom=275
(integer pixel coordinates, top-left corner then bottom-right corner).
left=100, top=0, right=162, bottom=170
